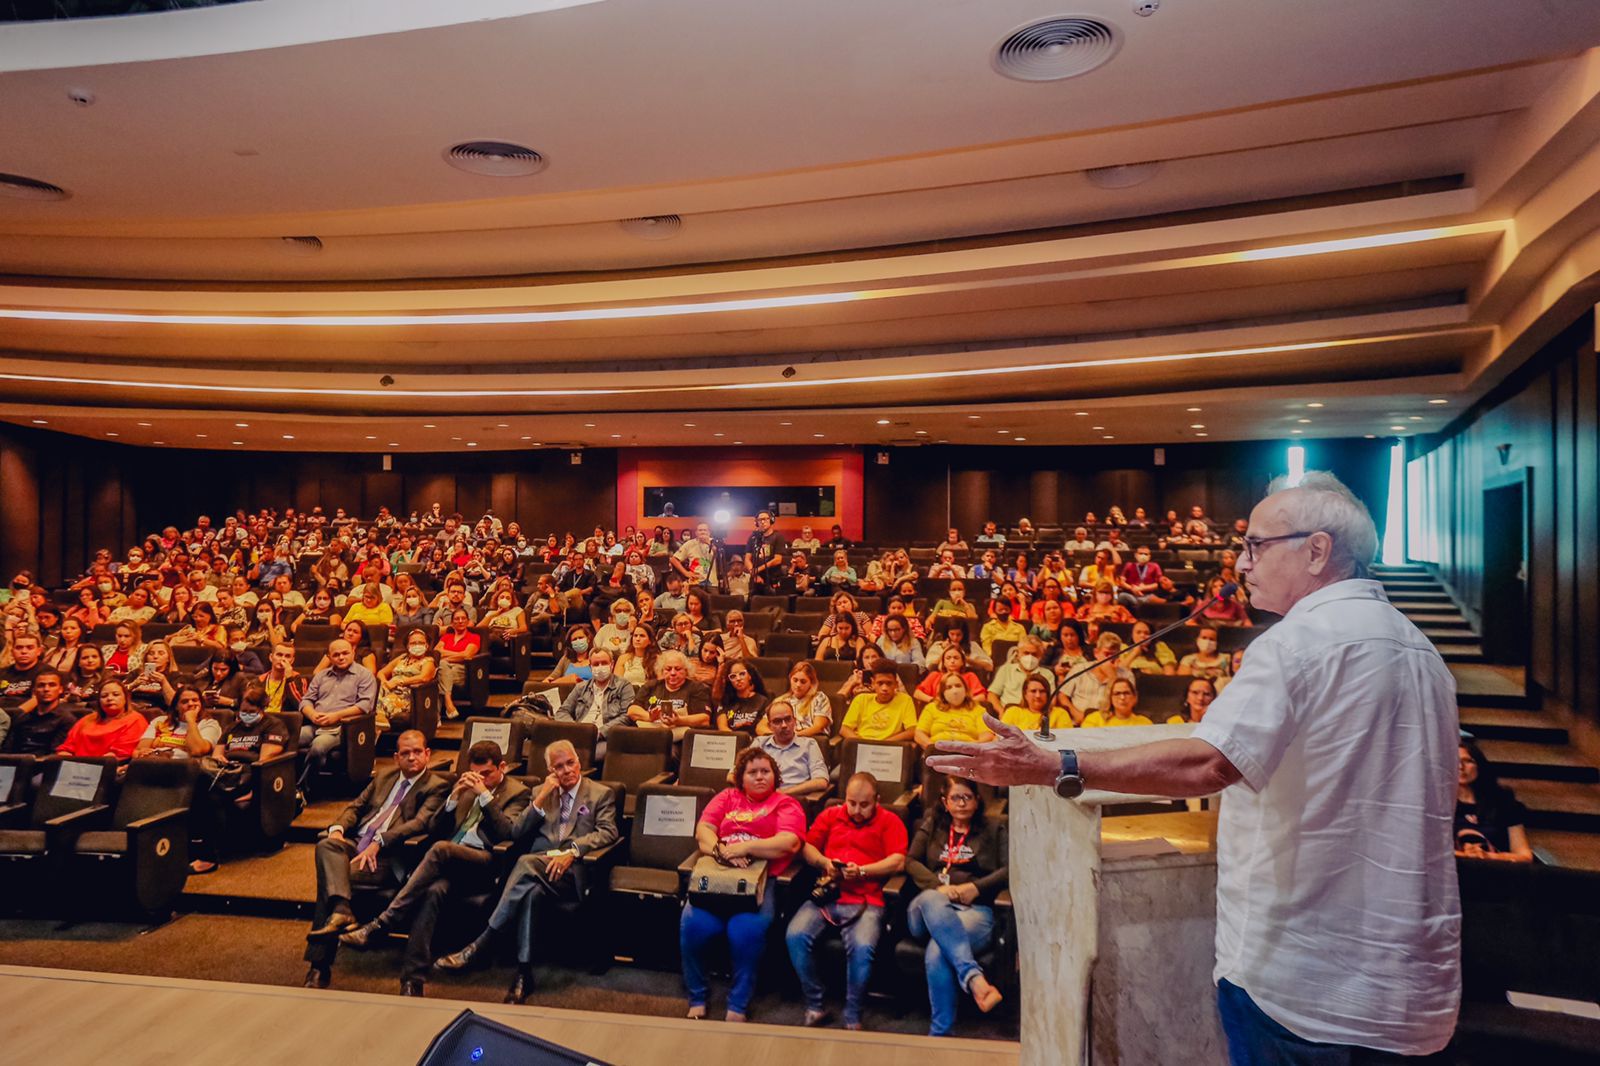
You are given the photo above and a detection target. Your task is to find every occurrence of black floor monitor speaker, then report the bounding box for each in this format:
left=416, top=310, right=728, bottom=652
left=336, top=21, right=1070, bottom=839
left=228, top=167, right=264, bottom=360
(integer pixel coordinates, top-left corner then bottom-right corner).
left=416, top=1009, right=615, bottom=1066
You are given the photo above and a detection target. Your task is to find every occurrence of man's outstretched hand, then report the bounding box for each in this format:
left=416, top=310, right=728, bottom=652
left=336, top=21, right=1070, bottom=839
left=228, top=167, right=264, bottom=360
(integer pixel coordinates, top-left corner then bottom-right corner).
left=926, top=713, right=1061, bottom=788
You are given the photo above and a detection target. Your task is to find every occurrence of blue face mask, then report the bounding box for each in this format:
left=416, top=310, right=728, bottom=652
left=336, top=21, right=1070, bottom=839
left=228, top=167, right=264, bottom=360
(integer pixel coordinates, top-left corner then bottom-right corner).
left=570, top=638, right=589, bottom=653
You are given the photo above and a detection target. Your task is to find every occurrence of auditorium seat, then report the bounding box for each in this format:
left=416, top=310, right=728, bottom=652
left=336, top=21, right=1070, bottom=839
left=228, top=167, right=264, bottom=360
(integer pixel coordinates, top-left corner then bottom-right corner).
left=885, top=871, right=1016, bottom=1016
left=70, top=757, right=198, bottom=917
left=677, top=729, right=749, bottom=792
left=597, top=727, right=673, bottom=818
left=0, top=753, right=37, bottom=820
left=524, top=719, right=598, bottom=778
left=762, top=633, right=812, bottom=659
left=835, top=738, right=918, bottom=825
left=749, top=595, right=792, bottom=614
left=452, top=717, right=528, bottom=775
left=605, top=783, right=716, bottom=965
left=0, top=756, right=118, bottom=905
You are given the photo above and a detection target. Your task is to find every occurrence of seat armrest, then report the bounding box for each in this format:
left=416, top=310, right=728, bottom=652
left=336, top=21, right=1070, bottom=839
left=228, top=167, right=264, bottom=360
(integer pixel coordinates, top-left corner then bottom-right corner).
left=124, top=807, right=189, bottom=832
left=881, top=873, right=908, bottom=902
left=44, top=804, right=111, bottom=829
left=642, top=771, right=673, bottom=789
left=677, top=851, right=704, bottom=876
left=994, top=888, right=1013, bottom=911
left=581, top=837, right=625, bottom=869
left=0, top=802, right=27, bottom=824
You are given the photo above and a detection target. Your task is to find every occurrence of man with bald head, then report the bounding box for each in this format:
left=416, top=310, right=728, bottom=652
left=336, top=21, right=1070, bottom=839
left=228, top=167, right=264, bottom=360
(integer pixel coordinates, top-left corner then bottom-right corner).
left=303, top=729, right=447, bottom=988
left=296, top=637, right=379, bottom=792
left=930, top=472, right=1461, bottom=1063
left=786, top=772, right=908, bottom=1030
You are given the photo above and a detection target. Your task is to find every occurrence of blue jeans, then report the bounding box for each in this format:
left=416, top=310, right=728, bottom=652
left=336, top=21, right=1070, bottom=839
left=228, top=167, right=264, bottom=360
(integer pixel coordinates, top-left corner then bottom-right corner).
left=1217, top=980, right=1446, bottom=1065
left=785, top=900, right=886, bottom=1024
left=297, top=725, right=341, bottom=786
left=906, top=889, right=995, bottom=1036
left=679, top=892, right=777, bottom=1014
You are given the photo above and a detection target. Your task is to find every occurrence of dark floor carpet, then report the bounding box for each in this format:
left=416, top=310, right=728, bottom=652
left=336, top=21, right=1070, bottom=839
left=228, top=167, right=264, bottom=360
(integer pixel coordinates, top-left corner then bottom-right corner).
left=0, top=911, right=1018, bottom=1039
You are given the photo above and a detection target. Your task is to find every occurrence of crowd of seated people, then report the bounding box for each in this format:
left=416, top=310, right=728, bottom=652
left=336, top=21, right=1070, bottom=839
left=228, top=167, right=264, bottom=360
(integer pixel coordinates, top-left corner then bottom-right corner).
left=0, top=499, right=1267, bottom=1032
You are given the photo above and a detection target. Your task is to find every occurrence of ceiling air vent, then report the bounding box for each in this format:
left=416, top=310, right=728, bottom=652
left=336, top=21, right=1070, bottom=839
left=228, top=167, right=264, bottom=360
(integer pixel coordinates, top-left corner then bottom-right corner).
left=1085, top=161, right=1162, bottom=189
left=0, top=172, right=69, bottom=201
left=619, top=214, right=683, bottom=240
left=992, top=17, right=1121, bottom=82
left=442, top=141, right=548, bottom=177
left=280, top=235, right=324, bottom=256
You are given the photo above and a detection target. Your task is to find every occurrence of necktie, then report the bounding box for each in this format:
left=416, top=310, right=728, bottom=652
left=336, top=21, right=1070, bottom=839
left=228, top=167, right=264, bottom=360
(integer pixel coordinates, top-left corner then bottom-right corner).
left=356, top=777, right=412, bottom=852
left=450, top=797, right=484, bottom=846
left=557, top=789, right=574, bottom=842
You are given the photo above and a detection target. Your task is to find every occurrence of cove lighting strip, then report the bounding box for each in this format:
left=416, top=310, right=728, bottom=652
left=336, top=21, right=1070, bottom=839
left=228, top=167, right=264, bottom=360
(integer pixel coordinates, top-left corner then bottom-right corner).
left=0, top=221, right=1507, bottom=328
left=0, top=329, right=1484, bottom=399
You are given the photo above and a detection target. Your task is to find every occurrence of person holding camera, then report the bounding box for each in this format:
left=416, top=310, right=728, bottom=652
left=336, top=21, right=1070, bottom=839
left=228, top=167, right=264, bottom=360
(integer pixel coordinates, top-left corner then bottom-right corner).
left=785, top=772, right=908, bottom=1030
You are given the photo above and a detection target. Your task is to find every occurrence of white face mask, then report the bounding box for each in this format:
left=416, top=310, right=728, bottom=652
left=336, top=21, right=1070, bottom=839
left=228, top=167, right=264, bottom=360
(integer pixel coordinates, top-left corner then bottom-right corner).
left=498, top=598, right=513, bottom=609
left=616, top=615, right=633, bottom=629
left=591, top=664, right=613, bottom=683
left=1196, top=638, right=1218, bottom=654
left=1019, top=654, right=1040, bottom=671
left=408, top=643, right=428, bottom=656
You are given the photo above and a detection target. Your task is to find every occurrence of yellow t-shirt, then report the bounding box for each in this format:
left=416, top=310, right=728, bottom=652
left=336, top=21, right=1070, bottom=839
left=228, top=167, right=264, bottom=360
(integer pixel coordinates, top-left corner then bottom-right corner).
left=916, top=702, right=991, bottom=743
left=342, top=601, right=395, bottom=629
left=843, top=692, right=918, bottom=741
left=1082, top=711, right=1154, bottom=728
left=1001, top=705, right=1075, bottom=731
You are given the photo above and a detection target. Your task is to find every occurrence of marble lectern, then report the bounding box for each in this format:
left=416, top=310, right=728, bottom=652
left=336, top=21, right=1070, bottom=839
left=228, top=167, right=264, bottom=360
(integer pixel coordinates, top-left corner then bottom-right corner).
left=1009, top=723, right=1228, bottom=1066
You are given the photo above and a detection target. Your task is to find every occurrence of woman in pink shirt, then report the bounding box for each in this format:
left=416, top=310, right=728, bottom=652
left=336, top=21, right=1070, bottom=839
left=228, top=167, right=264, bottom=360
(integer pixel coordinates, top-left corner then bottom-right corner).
left=680, top=747, right=805, bottom=1022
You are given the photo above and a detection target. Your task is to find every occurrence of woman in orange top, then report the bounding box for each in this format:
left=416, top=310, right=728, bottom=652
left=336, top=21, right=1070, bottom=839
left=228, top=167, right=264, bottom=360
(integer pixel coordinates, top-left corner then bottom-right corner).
left=57, top=679, right=148, bottom=760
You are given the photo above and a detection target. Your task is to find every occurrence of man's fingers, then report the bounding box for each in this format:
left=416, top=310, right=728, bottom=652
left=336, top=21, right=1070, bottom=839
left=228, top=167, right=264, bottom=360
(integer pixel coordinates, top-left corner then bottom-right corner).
left=934, top=740, right=985, bottom=757
left=983, top=712, right=1018, bottom=737
left=924, top=755, right=974, bottom=775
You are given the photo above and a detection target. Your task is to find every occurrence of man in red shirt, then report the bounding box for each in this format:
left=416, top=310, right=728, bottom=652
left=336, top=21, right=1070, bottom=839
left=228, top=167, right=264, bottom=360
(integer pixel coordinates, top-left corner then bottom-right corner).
left=784, top=772, right=909, bottom=1030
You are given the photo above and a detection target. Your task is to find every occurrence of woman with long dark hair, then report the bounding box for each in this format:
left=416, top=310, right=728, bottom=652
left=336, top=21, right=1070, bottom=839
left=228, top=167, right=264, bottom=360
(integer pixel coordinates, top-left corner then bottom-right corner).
left=1456, top=737, right=1533, bottom=862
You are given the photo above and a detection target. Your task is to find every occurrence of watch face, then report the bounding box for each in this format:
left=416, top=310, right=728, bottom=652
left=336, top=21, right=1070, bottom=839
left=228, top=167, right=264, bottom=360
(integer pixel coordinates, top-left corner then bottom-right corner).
left=1054, top=775, right=1084, bottom=800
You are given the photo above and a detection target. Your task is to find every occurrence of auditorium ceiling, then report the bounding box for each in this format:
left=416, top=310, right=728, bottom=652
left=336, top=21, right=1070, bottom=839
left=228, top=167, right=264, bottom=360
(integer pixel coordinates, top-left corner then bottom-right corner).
left=1, top=0, right=1599, bottom=450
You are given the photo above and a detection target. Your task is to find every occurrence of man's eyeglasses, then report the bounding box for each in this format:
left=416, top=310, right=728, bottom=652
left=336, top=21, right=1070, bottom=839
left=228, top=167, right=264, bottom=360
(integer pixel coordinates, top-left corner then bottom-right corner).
left=1241, top=531, right=1318, bottom=562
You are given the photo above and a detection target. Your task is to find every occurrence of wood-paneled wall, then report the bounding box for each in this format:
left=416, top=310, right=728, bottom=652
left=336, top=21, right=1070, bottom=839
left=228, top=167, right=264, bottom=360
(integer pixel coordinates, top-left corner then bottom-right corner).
left=1411, top=312, right=1599, bottom=712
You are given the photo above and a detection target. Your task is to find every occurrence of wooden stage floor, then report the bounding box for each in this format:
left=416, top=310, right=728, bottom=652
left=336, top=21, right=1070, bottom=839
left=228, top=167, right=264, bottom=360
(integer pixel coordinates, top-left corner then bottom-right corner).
left=0, top=965, right=1021, bottom=1066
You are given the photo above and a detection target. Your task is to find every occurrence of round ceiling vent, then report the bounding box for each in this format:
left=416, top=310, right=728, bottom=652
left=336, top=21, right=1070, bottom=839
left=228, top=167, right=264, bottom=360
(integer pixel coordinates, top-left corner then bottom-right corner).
left=443, top=141, right=547, bottom=177
left=0, top=172, right=69, bottom=201
left=618, top=214, right=683, bottom=240
left=992, top=17, right=1121, bottom=82
left=1085, top=161, right=1162, bottom=189
left=279, top=235, right=324, bottom=256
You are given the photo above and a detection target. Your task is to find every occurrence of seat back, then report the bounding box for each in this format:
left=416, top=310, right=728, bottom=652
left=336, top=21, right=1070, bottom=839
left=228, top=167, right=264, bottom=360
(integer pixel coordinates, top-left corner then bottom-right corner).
left=838, top=739, right=917, bottom=803
left=748, top=595, right=791, bottom=614
left=599, top=726, right=672, bottom=791
left=295, top=623, right=342, bottom=650
left=114, top=758, right=199, bottom=828
left=677, top=729, right=750, bottom=792
left=32, top=756, right=116, bottom=827
left=171, top=644, right=213, bottom=674
left=275, top=711, right=305, bottom=753
left=762, top=633, right=811, bottom=659
left=455, top=716, right=525, bottom=773
left=0, top=753, right=37, bottom=807
left=524, top=719, right=598, bottom=776
left=629, top=783, right=715, bottom=870
left=813, top=659, right=856, bottom=689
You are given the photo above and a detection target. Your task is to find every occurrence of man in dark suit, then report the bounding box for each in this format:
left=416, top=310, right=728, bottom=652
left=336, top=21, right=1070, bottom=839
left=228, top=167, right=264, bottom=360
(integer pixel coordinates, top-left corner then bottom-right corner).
left=338, top=739, right=531, bottom=995
left=435, top=738, right=619, bottom=1003
left=302, top=729, right=446, bottom=988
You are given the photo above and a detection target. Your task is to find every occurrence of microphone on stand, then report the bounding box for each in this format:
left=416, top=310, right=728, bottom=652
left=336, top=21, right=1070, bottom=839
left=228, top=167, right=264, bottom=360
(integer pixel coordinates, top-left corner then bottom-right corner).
left=1035, top=581, right=1240, bottom=742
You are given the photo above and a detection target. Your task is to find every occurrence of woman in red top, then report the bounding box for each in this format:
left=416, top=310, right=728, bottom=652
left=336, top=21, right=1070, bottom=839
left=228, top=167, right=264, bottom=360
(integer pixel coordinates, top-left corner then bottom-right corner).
left=680, top=746, right=805, bottom=1022
left=57, top=679, right=148, bottom=760
left=915, top=645, right=988, bottom=706
left=436, top=608, right=482, bottom=720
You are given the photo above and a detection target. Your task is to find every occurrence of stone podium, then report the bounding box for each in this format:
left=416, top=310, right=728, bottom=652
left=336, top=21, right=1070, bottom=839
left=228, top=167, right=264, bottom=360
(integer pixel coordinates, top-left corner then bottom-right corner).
left=1008, top=723, right=1227, bottom=1066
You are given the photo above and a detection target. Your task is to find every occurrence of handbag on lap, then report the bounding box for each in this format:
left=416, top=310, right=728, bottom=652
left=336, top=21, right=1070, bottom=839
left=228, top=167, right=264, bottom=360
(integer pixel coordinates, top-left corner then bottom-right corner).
left=688, top=854, right=769, bottom=911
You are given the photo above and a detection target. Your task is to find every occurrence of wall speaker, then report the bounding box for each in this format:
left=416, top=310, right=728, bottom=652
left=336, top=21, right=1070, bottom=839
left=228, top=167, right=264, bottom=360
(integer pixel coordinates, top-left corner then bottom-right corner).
left=415, top=1009, right=612, bottom=1066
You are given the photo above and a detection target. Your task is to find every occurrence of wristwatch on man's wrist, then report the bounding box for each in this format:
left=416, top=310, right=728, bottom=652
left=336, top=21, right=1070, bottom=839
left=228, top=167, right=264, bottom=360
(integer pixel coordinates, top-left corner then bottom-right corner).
left=1053, top=749, right=1084, bottom=799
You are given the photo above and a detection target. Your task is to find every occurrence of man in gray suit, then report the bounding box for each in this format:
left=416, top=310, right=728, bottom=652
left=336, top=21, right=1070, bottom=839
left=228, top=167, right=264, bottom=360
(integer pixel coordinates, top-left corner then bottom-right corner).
left=434, top=738, right=619, bottom=1003
left=302, top=729, right=447, bottom=987
left=338, top=739, right=532, bottom=996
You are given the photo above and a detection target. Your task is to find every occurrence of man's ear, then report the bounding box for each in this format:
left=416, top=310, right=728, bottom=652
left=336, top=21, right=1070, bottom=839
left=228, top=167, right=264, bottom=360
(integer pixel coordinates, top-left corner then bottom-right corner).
left=1305, top=532, right=1335, bottom=576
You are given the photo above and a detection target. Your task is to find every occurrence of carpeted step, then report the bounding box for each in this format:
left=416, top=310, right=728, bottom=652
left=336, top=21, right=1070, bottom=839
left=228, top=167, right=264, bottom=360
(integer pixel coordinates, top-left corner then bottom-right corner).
left=1458, top=708, right=1568, bottom=745
left=1512, top=780, right=1600, bottom=834
left=1481, top=740, right=1600, bottom=784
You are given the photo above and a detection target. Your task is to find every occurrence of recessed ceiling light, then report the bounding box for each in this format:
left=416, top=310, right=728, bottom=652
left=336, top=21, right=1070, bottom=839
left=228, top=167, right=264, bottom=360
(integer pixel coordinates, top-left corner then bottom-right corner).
left=235, top=422, right=249, bottom=428
left=279, top=236, right=323, bottom=257
left=1075, top=411, right=1090, bottom=417
left=466, top=441, right=478, bottom=447
left=1013, top=436, right=1028, bottom=442
left=1408, top=416, right=1424, bottom=422
left=496, top=423, right=509, bottom=428
left=0, top=172, right=70, bottom=201
left=152, top=440, right=165, bottom=445
left=365, top=435, right=377, bottom=440
left=1390, top=425, right=1405, bottom=431
left=1102, top=434, right=1115, bottom=440
left=1428, top=399, right=1449, bottom=405
left=996, top=429, right=1009, bottom=434
left=442, top=141, right=547, bottom=178
left=1091, top=426, right=1104, bottom=431
left=1291, top=429, right=1303, bottom=435
left=683, top=423, right=697, bottom=428
left=1195, top=432, right=1208, bottom=438
left=876, top=419, right=892, bottom=425
left=230, top=440, right=243, bottom=445
left=733, top=440, right=744, bottom=445
left=967, top=415, right=982, bottom=420
left=915, top=430, right=929, bottom=436
left=1190, top=423, right=1205, bottom=429
left=195, top=433, right=207, bottom=438
left=611, top=433, right=623, bottom=438
left=281, top=434, right=295, bottom=440
left=1085, top=161, right=1162, bottom=189
left=422, top=423, right=436, bottom=428
left=583, top=423, right=596, bottom=428
left=30, top=418, right=46, bottom=424
left=449, top=436, right=461, bottom=442
left=520, top=435, right=532, bottom=440
left=780, top=421, right=793, bottom=427
left=136, top=421, right=152, bottom=427
left=1185, top=407, right=1201, bottom=413
left=105, top=431, right=118, bottom=437
left=1365, top=434, right=1377, bottom=439
left=813, top=433, right=825, bottom=438
left=1297, top=418, right=1312, bottom=424
left=1306, top=402, right=1325, bottom=409
left=712, top=432, right=724, bottom=438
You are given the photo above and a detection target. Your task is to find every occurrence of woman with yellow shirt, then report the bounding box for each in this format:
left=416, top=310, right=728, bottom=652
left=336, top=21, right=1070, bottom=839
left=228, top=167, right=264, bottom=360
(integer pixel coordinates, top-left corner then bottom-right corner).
left=1000, top=675, right=1073, bottom=732
left=1081, top=678, right=1153, bottom=728
left=915, top=672, right=995, bottom=750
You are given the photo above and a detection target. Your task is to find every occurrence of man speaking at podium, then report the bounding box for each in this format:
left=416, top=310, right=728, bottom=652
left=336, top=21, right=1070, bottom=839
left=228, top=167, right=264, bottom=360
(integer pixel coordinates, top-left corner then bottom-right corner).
left=930, top=472, right=1460, bottom=1064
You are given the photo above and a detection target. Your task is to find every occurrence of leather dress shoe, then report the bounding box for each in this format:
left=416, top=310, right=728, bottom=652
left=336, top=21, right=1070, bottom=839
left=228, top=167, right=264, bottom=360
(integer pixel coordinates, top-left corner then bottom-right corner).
left=306, top=912, right=358, bottom=940
left=400, top=979, right=425, bottom=997
left=339, top=921, right=384, bottom=950
left=303, top=966, right=331, bottom=989
left=434, top=941, right=482, bottom=971
left=503, top=969, right=534, bottom=1005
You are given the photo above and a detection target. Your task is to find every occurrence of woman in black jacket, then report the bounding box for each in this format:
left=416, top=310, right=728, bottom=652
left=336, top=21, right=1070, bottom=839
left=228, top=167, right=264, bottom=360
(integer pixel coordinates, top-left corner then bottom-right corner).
left=905, top=774, right=1008, bottom=1035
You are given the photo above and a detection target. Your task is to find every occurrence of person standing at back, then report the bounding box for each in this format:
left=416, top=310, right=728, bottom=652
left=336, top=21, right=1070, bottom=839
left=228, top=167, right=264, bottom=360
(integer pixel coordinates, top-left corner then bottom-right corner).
left=931, top=471, right=1461, bottom=1064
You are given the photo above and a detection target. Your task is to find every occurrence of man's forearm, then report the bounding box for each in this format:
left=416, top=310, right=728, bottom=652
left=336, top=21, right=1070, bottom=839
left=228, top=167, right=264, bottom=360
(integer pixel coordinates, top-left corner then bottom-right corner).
left=1076, top=738, right=1240, bottom=798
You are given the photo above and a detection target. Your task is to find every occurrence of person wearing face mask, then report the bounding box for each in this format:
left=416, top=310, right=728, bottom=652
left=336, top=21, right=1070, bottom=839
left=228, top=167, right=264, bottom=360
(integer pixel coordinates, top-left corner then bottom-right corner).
left=785, top=771, right=910, bottom=1030
left=393, top=588, right=431, bottom=628
left=481, top=588, right=529, bottom=646
left=985, top=637, right=1053, bottom=713
left=554, top=648, right=636, bottom=759
left=1076, top=581, right=1136, bottom=624
left=1120, top=547, right=1166, bottom=605
left=592, top=601, right=637, bottom=658
left=544, top=624, right=595, bottom=683
left=1179, top=626, right=1232, bottom=680
left=915, top=673, right=995, bottom=750
left=376, top=628, right=440, bottom=732
left=978, top=601, right=1028, bottom=660
left=924, top=580, right=979, bottom=635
